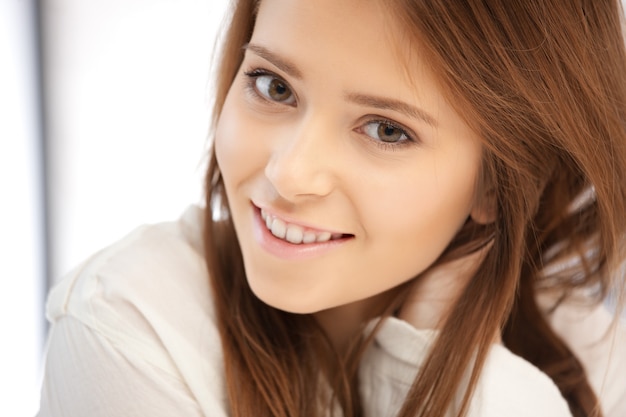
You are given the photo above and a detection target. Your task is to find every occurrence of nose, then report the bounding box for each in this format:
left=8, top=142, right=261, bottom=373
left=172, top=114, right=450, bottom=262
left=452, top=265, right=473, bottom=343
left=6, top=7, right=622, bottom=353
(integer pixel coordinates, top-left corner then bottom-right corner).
left=264, top=115, right=337, bottom=201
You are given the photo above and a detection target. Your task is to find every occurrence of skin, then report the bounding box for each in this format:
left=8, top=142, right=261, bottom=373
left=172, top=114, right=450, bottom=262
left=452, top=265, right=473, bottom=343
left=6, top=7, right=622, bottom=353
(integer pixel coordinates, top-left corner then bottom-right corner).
left=215, top=0, right=489, bottom=348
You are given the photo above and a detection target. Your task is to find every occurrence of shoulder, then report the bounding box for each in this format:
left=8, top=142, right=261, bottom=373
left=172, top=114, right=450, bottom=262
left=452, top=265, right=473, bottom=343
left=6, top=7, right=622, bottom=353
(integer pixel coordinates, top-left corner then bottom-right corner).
left=44, top=206, right=225, bottom=413
left=48, top=205, right=213, bottom=327
left=47, top=207, right=208, bottom=312
left=358, top=318, right=572, bottom=417
left=470, top=344, right=572, bottom=416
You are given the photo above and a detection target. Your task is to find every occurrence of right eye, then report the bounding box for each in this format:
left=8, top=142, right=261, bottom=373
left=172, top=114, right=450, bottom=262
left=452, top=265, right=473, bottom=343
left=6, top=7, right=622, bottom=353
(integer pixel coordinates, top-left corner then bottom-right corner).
left=245, top=70, right=296, bottom=106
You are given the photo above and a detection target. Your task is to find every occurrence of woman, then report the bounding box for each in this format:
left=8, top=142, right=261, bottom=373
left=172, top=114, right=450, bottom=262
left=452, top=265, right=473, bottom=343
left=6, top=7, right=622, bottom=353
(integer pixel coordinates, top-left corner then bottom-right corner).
left=38, top=0, right=626, bottom=416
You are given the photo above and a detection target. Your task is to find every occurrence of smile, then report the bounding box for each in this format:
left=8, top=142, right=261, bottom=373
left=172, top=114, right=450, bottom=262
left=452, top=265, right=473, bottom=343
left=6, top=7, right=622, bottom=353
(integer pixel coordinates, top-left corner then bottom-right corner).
left=260, top=208, right=345, bottom=244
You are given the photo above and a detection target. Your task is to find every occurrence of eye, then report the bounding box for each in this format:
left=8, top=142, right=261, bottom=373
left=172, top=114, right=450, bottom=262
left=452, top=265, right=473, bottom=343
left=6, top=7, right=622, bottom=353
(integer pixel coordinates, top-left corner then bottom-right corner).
left=244, top=70, right=296, bottom=105
left=360, top=120, right=413, bottom=144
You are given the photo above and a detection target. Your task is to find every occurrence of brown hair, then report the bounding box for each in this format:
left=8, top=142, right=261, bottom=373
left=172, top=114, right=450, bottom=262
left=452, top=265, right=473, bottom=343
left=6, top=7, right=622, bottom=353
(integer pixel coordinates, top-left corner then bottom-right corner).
left=203, top=1, right=626, bottom=416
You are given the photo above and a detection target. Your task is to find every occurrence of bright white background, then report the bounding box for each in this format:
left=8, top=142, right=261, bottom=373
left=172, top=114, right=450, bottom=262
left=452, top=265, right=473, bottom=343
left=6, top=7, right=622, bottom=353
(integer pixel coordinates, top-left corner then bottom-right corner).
left=1, top=1, right=44, bottom=416
left=2, top=0, right=228, bottom=416
left=44, top=0, right=229, bottom=283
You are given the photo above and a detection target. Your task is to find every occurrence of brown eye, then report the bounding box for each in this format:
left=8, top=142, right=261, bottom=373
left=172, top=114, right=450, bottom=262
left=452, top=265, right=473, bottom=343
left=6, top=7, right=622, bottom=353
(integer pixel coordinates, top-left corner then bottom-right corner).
left=268, top=79, right=291, bottom=101
left=361, top=121, right=410, bottom=144
left=255, top=75, right=295, bottom=104
left=377, top=123, right=405, bottom=143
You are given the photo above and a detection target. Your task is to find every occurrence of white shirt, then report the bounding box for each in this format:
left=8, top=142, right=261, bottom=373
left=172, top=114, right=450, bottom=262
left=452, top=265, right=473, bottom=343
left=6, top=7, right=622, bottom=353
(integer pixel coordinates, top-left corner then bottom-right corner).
left=37, top=206, right=626, bottom=417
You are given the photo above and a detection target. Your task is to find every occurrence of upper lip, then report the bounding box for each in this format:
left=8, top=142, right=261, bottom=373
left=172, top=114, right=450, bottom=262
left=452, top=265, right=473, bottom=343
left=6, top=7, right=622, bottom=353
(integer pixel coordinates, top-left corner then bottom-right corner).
left=252, top=201, right=351, bottom=236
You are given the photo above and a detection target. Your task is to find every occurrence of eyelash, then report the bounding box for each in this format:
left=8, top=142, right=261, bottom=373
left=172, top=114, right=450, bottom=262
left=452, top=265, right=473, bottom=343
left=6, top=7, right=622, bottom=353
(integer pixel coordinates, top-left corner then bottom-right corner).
left=356, top=119, right=418, bottom=151
left=242, top=67, right=419, bottom=150
left=243, top=68, right=297, bottom=106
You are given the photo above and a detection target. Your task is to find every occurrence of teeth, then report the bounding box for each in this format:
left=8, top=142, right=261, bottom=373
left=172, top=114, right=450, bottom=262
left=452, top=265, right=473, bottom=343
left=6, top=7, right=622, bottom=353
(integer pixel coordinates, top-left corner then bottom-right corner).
left=316, top=232, right=331, bottom=242
left=270, top=217, right=287, bottom=239
left=260, top=208, right=343, bottom=244
left=302, top=232, right=317, bottom=244
left=285, top=225, right=304, bottom=244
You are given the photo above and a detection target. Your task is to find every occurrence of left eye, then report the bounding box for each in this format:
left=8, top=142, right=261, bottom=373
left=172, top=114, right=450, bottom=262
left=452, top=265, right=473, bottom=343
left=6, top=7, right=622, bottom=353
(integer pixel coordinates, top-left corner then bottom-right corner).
left=362, top=121, right=410, bottom=143
left=253, top=74, right=296, bottom=105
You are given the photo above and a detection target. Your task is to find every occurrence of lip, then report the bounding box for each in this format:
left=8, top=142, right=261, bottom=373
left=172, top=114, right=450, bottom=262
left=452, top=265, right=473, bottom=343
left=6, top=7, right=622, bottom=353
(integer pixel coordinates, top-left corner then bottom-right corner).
left=250, top=203, right=353, bottom=260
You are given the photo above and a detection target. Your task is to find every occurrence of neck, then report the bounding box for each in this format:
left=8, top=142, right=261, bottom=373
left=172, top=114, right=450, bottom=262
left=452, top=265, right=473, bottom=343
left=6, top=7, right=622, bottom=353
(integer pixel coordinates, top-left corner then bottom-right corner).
left=314, top=290, right=400, bottom=353
left=397, top=246, right=491, bottom=330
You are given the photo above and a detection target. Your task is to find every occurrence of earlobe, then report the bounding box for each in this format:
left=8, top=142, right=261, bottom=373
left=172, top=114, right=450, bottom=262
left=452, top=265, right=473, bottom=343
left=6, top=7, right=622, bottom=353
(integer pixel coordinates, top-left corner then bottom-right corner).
left=470, top=190, right=496, bottom=225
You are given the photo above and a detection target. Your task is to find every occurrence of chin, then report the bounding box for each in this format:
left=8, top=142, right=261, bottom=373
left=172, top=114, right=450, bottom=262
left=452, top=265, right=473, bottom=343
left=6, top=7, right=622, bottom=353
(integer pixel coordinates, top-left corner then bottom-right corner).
left=247, top=282, right=327, bottom=315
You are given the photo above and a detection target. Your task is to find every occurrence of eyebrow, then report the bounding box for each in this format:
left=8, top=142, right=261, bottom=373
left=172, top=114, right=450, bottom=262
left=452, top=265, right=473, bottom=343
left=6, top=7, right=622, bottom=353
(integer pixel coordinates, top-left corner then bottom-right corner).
left=244, top=43, right=438, bottom=127
left=244, top=43, right=303, bottom=79
left=345, top=92, right=438, bottom=127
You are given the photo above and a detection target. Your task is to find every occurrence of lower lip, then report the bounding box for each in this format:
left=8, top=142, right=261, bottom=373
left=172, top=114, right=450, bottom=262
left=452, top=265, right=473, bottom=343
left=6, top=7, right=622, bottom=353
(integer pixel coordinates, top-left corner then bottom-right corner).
left=251, top=205, right=351, bottom=261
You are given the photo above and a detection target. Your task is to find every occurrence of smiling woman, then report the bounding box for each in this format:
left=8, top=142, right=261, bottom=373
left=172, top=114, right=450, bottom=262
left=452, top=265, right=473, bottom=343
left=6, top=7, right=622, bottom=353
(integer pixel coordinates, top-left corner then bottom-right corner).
left=37, top=1, right=626, bottom=417
left=215, top=0, right=485, bottom=321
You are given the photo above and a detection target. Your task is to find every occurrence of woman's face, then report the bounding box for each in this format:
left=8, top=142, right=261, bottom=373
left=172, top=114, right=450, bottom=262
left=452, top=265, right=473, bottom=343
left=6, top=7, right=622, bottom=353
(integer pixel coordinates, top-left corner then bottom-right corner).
left=215, top=0, right=484, bottom=314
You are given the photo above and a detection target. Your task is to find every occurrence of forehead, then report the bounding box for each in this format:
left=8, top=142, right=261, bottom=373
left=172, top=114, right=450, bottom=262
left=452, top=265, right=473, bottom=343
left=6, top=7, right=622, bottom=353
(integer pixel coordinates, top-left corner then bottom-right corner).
left=251, top=0, right=427, bottom=95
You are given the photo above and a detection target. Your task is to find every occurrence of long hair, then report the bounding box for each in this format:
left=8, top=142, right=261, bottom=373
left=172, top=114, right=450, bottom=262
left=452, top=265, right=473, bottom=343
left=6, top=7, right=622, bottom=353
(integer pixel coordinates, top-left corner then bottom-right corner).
left=203, top=1, right=626, bottom=416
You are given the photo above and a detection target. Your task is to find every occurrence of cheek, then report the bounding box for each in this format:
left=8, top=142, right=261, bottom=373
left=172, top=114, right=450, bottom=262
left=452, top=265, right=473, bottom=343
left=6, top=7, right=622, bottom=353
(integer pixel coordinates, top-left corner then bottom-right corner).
left=215, top=90, right=265, bottom=187
left=214, top=92, right=241, bottom=180
left=360, top=157, right=479, bottom=261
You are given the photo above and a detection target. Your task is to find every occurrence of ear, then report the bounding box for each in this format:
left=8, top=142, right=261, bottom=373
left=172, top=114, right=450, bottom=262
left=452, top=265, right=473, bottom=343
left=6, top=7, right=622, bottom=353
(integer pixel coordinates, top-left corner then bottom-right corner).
left=470, top=188, right=496, bottom=225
